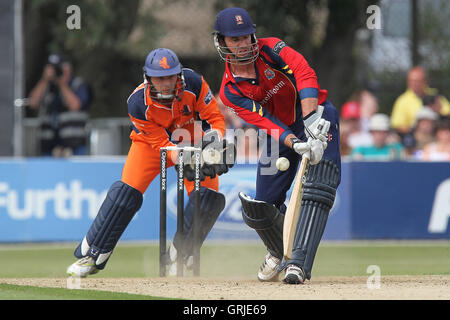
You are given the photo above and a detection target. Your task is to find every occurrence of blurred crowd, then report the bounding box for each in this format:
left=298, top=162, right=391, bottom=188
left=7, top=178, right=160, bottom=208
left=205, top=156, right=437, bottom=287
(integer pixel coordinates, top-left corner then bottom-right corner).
left=340, top=66, right=450, bottom=161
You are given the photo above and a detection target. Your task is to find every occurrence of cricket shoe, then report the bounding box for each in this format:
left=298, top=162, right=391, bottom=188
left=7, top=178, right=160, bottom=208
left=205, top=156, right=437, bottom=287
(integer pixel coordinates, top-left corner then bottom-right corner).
left=66, top=256, right=99, bottom=278
left=283, top=264, right=305, bottom=284
left=257, top=252, right=281, bottom=282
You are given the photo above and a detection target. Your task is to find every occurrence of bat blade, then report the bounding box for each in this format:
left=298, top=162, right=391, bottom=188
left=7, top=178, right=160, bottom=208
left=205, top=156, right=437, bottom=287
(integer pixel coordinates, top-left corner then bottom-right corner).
left=283, top=156, right=309, bottom=260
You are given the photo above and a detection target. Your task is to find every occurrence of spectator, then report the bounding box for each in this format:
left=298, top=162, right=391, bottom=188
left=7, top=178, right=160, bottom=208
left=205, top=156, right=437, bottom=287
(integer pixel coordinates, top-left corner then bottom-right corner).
left=351, top=113, right=404, bottom=161
left=28, top=53, right=92, bottom=156
left=390, top=66, right=450, bottom=135
left=339, top=119, right=353, bottom=156
left=413, top=107, right=438, bottom=150
left=341, top=100, right=372, bottom=150
left=401, top=107, right=438, bottom=158
left=339, top=101, right=360, bottom=156
left=418, top=116, right=450, bottom=161
left=422, top=94, right=442, bottom=115
left=358, top=90, right=379, bottom=133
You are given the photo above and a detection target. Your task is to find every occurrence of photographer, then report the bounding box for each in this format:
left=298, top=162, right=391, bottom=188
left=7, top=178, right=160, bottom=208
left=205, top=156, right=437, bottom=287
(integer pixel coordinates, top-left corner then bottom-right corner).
left=28, top=53, right=91, bottom=156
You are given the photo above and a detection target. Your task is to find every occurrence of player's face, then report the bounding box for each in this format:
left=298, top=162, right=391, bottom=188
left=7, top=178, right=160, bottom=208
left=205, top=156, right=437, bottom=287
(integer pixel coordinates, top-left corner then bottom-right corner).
left=150, top=75, right=178, bottom=94
left=224, top=35, right=252, bottom=58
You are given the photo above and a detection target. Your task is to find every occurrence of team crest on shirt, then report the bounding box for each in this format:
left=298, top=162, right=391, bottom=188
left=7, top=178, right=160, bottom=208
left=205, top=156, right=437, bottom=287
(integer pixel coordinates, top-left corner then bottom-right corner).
left=235, top=15, right=243, bottom=25
left=182, top=105, right=191, bottom=115
left=264, top=68, right=275, bottom=80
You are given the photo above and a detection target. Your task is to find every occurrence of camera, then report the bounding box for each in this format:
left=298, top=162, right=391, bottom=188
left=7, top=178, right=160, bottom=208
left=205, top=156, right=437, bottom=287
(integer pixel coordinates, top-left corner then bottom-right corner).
left=48, top=53, right=65, bottom=78
left=51, top=63, right=63, bottom=77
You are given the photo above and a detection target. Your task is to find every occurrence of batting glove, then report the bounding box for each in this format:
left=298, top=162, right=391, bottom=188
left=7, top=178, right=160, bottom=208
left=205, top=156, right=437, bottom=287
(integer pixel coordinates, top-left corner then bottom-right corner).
left=291, top=137, right=324, bottom=165
left=303, top=105, right=330, bottom=151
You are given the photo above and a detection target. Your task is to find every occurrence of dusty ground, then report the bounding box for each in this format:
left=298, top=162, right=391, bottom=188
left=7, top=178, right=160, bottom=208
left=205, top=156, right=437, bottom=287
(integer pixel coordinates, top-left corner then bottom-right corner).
left=1, top=275, right=449, bottom=300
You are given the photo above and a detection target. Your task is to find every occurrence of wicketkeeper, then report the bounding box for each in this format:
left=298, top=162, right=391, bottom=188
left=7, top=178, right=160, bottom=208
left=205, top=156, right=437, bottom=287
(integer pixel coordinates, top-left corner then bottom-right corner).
left=67, top=48, right=234, bottom=277
left=213, top=7, right=341, bottom=284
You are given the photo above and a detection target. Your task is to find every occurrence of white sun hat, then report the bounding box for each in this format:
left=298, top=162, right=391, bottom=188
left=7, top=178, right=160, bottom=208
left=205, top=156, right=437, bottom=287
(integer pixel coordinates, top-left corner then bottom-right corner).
left=369, top=113, right=391, bottom=131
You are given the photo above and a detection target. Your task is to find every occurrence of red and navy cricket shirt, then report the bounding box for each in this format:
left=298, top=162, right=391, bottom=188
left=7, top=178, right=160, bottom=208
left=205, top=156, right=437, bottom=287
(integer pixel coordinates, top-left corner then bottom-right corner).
left=219, top=37, right=328, bottom=143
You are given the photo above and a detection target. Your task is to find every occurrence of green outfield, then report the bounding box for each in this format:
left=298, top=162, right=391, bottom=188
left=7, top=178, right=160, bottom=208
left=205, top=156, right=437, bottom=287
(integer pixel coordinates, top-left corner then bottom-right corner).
left=0, top=283, right=169, bottom=300
left=0, top=240, right=449, bottom=299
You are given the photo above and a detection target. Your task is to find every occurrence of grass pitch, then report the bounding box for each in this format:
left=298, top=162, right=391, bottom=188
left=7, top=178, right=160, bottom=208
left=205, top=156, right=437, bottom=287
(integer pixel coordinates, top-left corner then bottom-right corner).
left=0, top=240, right=449, bottom=299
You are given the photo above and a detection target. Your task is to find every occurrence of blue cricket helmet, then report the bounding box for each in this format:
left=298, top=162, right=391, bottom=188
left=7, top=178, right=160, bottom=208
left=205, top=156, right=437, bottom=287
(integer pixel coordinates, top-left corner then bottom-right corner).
left=214, top=7, right=256, bottom=37
left=213, top=8, right=259, bottom=65
left=143, top=48, right=182, bottom=77
left=143, top=48, right=185, bottom=104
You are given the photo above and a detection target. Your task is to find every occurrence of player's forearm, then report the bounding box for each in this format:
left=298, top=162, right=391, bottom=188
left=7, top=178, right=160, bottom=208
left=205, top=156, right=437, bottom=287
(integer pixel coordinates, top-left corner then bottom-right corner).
left=283, top=133, right=298, bottom=148
left=301, top=97, right=318, bottom=117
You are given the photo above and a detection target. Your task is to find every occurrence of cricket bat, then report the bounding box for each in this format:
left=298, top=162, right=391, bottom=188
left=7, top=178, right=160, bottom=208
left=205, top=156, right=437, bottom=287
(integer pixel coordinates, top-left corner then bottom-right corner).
left=283, top=155, right=309, bottom=260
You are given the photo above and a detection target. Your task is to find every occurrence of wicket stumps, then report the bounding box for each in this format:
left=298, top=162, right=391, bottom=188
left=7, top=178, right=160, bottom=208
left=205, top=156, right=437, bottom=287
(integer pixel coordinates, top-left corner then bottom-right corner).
left=160, top=146, right=202, bottom=277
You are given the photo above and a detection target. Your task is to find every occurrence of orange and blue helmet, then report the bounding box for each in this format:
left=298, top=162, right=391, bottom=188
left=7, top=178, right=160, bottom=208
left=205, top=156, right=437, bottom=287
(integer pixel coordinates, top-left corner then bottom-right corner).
left=213, top=7, right=259, bottom=65
left=143, top=48, right=185, bottom=103
left=143, top=48, right=182, bottom=77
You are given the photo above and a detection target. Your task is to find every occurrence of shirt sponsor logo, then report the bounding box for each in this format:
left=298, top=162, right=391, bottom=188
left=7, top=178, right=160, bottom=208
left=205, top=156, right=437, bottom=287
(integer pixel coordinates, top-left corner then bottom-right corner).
left=174, top=117, right=195, bottom=129
left=260, top=80, right=286, bottom=106
left=273, top=41, right=286, bottom=54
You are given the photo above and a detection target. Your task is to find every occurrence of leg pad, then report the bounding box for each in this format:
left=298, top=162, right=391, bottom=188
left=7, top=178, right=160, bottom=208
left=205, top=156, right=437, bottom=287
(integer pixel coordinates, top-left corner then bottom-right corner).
left=285, top=159, right=340, bottom=279
left=239, top=192, right=284, bottom=259
left=74, top=181, right=143, bottom=269
left=173, top=187, right=225, bottom=257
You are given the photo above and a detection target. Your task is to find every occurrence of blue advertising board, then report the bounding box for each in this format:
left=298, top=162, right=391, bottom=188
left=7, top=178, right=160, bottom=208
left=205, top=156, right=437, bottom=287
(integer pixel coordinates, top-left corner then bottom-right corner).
left=0, top=158, right=449, bottom=242
left=349, top=161, right=450, bottom=239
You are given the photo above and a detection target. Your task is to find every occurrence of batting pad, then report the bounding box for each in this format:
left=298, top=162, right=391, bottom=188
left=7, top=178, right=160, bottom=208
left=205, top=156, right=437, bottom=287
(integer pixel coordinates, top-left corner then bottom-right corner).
left=285, top=159, right=340, bottom=279
left=239, top=193, right=284, bottom=259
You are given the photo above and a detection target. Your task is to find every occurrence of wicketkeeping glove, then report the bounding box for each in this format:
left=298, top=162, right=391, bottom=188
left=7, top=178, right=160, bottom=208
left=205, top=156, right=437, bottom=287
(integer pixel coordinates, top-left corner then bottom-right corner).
left=174, top=146, right=206, bottom=181
left=201, top=138, right=236, bottom=179
left=177, top=131, right=237, bottom=181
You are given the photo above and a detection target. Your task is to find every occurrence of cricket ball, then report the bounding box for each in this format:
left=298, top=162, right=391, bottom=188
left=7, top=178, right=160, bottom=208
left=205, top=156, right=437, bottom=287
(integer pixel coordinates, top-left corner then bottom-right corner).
left=276, top=157, right=290, bottom=171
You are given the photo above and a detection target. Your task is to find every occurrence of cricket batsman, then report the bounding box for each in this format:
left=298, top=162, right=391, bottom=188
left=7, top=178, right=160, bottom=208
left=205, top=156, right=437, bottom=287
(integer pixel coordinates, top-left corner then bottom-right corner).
left=213, top=8, right=341, bottom=284
left=67, top=48, right=234, bottom=277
